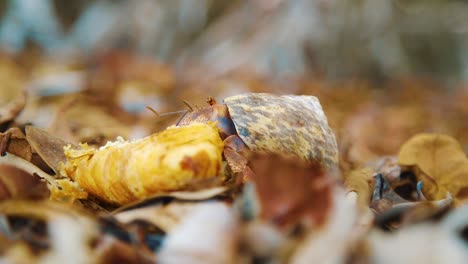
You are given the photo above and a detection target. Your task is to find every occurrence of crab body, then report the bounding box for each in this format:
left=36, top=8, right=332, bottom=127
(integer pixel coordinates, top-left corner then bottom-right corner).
left=177, top=103, right=237, bottom=140
left=177, top=103, right=251, bottom=180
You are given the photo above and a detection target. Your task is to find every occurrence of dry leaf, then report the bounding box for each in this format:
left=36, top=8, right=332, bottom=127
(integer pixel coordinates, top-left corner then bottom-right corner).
left=112, top=187, right=228, bottom=232
left=247, top=153, right=334, bottom=229
left=114, top=202, right=211, bottom=234
left=0, top=164, right=49, bottom=200
left=0, top=127, right=51, bottom=172
left=0, top=153, right=58, bottom=190
left=0, top=132, right=88, bottom=204
left=25, top=126, right=74, bottom=174
left=344, top=168, right=374, bottom=209
left=398, top=133, right=468, bottom=201
left=95, top=236, right=155, bottom=264
left=0, top=128, right=31, bottom=159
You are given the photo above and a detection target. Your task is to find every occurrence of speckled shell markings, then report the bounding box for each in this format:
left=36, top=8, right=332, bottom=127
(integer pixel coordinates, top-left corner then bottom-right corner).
left=224, top=93, right=338, bottom=168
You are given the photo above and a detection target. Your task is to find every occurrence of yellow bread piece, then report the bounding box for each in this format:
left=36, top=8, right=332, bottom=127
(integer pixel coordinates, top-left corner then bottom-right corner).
left=60, top=123, right=224, bottom=205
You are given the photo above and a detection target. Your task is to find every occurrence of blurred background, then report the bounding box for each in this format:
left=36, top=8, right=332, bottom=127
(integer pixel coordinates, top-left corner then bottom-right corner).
left=0, top=0, right=467, bottom=82
left=0, top=0, right=468, bottom=168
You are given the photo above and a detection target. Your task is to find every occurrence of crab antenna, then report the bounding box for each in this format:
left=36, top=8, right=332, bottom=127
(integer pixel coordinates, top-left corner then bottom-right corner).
left=182, top=100, right=195, bottom=112
left=158, top=110, right=189, bottom=116
left=146, top=106, right=188, bottom=117
left=145, top=106, right=160, bottom=117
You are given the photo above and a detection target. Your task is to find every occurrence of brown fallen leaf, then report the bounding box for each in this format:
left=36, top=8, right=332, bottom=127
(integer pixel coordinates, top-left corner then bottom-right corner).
left=247, top=153, right=334, bottom=230
left=0, top=164, right=49, bottom=200
left=0, top=128, right=31, bottom=159
left=398, top=133, right=468, bottom=201
left=114, top=202, right=209, bottom=233
left=95, top=236, right=155, bottom=264
left=344, top=168, right=374, bottom=209
left=0, top=152, right=58, bottom=190
left=112, top=187, right=229, bottom=232
left=25, top=125, right=74, bottom=174
left=0, top=127, right=53, bottom=173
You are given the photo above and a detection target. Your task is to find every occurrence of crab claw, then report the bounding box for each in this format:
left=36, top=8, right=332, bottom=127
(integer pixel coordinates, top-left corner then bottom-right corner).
left=223, top=135, right=253, bottom=183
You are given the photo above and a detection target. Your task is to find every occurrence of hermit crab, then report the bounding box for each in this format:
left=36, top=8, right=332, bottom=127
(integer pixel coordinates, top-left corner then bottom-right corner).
left=177, top=93, right=338, bottom=169
left=24, top=93, right=338, bottom=206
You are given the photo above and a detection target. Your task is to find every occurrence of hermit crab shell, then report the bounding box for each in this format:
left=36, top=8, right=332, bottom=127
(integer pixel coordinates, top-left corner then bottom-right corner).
left=224, top=93, right=338, bottom=168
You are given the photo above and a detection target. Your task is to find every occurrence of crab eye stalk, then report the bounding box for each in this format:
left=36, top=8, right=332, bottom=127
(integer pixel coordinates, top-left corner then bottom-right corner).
left=206, top=97, right=217, bottom=106
left=177, top=104, right=237, bottom=139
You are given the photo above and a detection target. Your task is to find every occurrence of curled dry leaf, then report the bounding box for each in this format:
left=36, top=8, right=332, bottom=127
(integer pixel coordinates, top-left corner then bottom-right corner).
left=95, top=236, right=155, bottom=264
left=398, top=133, right=468, bottom=201
left=374, top=194, right=453, bottom=231
left=60, top=122, right=224, bottom=205
left=114, top=202, right=202, bottom=233
left=25, top=125, right=74, bottom=174
left=0, top=164, right=49, bottom=200
left=0, top=153, right=58, bottom=190
left=0, top=128, right=31, bottom=159
left=24, top=126, right=91, bottom=203
left=112, top=187, right=229, bottom=232
left=0, top=127, right=51, bottom=172
left=367, top=157, right=420, bottom=215
left=369, top=152, right=458, bottom=230
left=344, top=168, right=374, bottom=209
left=247, top=153, right=334, bottom=230
left=369, top=169, right=430, bottom=220
left=0, top=151, right=87, bottom=205
left=225, top=93, right=339, bottom=168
